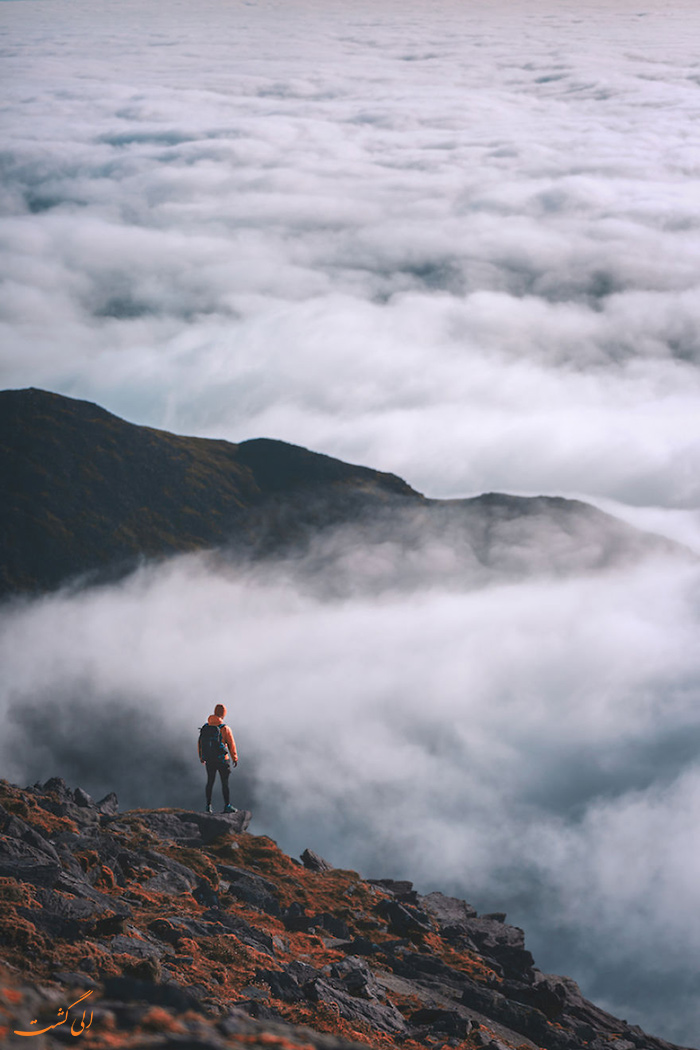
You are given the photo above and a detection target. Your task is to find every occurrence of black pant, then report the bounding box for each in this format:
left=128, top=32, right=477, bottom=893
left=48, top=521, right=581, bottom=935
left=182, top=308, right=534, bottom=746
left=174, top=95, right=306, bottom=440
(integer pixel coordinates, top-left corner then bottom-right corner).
left=205, top=758, right=231, bottom=806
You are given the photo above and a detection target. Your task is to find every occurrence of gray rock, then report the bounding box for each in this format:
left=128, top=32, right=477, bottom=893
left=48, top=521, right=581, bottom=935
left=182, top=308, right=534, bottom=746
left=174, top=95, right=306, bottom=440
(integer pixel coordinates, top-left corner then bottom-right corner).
left=52, top=970, right=99, bottom=990
left=460, top=916, right=535, bottom=978
left=201, top=908, right=275, bottom=956
left=142, top=867, right=198, bottom=895
left=97, top=791, right=119, bottom=816
left=218, top=864, right=281, bottom=915
left=152, top=916, right=220, bottom=942
left=107, top=934, right=165, bottom=961
left=0, top=804, right=61, bottom=861
left=126, top=811, right=202, bottom=844
left=283, top=900, right=310, bottom=931
left=300, top=848, right=333, bottom=872
left=73, top=787, right=94, bottom=807
left=125, top=808, right=251, bottom=845
left=330, top=957, right=381, bottom=999
left=256, top=968, right=306, bottom=1003
left=504, top=973, right=567, bottom=1019
left=193, top=877, right=220, bottom=908
left=420, top=890, right=478, bottom=928
left=287, top=960, right=320, bottom=984
left=37, top=886, right=110, bottom=920
left=140, top=849, right=198, bottom=895
left=460, top=982, right=573, bottom=1050
left=18, top=907, right=82, bottom=941
left=183, top=809, right=251, bottom=840
left=368, top=877, right=413, bottom=893
left=337, top=936, right=378, bottom=956
left=377, top=898, right=433, bottom=936
left=38, top=777, right=73, bottom=800
left=54, top=868, right=118, bottom=905
left=218, top=864, right=276, bottom=890
left=311, top=912, right=350, bottom=939
left=0, top=835, right=62, bottom=885
left=409, top=1007, right=473, bottom=1039
left=389, top=947, right=465, bottom=989
left=31, top=779, right=103, bottom=828
left=305, top=977, right=406, bottom=1034
left=101, top=976, right=203, bottom=1012
left=93, top=913, right=129, bottom=936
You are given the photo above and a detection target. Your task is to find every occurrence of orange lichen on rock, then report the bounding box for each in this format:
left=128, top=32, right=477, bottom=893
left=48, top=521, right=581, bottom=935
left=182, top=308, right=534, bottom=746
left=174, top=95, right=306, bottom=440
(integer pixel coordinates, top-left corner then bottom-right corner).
left=0, top=876, right=40, bottom=908
left=139, top=1005, right=187, bottom=1032
left=161, top=843, right=220, bottom=884
left=420, top=931, right=497, bottom=984
left=0, top=781, right=79, bottom=835
left=223, top=834, right=372, bottom=916
left=94, top=864, right=118, bottom=890
left=0, top=782, right=681, bottom=1050
left=236, top=1035, right=317, bottom=1050
left=0, top=910, right=47, bottom=954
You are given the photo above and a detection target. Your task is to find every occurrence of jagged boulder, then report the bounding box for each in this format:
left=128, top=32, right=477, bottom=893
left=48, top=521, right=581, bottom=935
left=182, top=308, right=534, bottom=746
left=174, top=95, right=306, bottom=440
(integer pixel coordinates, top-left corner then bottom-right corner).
left=301, top=847, right=334, bottom=872
left=218, top=864, right=282, bottom=916
left=420, top=889, right=478, bottom=926
left=0, top=836, right=63, bottom=886
left=305, top=976, right=407, bottom=1034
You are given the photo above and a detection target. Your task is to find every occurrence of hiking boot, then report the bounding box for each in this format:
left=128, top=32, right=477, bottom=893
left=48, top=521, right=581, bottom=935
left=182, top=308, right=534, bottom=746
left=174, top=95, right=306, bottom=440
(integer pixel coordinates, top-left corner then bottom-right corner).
left=223, top=804, right=236, bottom=813
left=205, top=803, right=213, bottom=813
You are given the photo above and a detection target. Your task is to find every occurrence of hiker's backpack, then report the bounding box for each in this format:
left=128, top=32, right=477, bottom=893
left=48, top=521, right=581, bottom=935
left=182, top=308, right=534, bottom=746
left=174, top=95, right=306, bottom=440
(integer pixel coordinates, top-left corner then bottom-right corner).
left=199, top=723, right=228, bottom=762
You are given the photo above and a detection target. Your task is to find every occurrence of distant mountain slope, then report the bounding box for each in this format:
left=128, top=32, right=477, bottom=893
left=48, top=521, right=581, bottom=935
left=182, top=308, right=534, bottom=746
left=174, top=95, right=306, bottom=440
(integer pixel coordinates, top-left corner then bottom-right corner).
left=0, top=777, right=693, bottom=1050
left=0, top=388, right=415, bottom=596
left=0, top=388, right=688, bottom=598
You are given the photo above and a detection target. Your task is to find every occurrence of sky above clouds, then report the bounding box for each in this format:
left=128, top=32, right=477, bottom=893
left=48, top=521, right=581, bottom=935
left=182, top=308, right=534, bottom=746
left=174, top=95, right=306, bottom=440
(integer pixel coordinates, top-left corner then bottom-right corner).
left=2, top=0, right=700, bottom=1043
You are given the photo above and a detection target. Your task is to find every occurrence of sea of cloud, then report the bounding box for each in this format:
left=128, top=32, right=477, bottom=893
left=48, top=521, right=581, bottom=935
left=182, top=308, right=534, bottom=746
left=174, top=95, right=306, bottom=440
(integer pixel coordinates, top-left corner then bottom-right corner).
left=2, top=0, right=700, bottom=511
left=2, top=0, right=700, bottom=1042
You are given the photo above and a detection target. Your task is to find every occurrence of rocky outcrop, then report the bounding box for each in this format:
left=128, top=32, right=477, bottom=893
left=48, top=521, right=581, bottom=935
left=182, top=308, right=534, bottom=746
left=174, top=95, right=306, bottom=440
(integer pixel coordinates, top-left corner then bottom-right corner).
left=0, top=777, right=693, bottom=1050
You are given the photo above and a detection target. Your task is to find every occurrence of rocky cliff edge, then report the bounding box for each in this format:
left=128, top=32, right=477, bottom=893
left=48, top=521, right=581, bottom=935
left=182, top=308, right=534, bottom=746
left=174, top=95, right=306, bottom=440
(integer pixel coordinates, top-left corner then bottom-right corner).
left=0, top=778, right=692, bottom=1050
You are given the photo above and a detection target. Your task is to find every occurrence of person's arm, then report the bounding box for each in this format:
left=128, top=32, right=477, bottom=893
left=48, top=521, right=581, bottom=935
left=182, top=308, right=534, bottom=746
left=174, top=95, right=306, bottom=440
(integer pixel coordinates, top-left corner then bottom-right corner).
left=223, top=726, right=238, bottom=765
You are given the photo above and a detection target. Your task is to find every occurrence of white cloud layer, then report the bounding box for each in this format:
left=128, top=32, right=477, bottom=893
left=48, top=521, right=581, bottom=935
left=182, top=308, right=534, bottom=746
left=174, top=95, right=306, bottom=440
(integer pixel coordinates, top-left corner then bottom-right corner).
left=1, top=0, right=700, bottom=505
left=2, top=0, right=700, bottom=1043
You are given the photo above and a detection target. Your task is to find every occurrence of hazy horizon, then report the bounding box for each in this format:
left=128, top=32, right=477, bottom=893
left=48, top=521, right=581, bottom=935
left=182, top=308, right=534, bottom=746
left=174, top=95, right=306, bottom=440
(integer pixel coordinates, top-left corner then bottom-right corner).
left=2, top=0, right=700, bottom=1044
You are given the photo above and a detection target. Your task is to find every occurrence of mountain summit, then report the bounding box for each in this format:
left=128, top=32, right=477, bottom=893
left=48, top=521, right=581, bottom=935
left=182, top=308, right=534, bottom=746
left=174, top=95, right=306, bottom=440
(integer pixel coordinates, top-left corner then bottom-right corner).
left=0, top=387, right=688, bottom=598
left=0, top=777, right=693, bottom=1050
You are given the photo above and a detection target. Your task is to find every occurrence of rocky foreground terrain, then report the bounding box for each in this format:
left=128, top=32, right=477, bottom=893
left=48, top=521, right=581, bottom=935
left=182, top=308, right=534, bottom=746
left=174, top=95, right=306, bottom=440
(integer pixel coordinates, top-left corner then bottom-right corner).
left=0, top=779, right=692, bottom=1050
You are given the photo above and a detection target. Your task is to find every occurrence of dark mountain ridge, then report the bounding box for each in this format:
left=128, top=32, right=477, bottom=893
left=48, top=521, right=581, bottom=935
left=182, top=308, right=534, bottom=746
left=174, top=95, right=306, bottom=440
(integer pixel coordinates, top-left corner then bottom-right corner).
left=0, top=387, right=689, bottom=598
left=0, top=777, right=693, bottom=1050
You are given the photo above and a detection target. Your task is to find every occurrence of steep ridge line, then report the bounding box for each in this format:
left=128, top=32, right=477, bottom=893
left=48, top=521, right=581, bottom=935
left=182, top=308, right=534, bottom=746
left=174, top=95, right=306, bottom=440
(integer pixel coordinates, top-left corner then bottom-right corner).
left=0, top=387, right=690, bottom=598
left=0, top=778, right=693, bottom=1050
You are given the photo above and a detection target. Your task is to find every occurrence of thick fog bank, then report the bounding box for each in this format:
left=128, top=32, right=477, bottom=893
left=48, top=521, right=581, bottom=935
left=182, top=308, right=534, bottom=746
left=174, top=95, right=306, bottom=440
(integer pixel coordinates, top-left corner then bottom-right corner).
left=1, top=0, right=699, bottom=506
left=1, top=547, right=699, bottom=1043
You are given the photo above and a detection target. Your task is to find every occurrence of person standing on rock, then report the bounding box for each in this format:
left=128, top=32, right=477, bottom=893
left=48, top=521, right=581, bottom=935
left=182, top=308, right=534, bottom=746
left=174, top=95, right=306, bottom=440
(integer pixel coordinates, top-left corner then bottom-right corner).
left=198, top=703, right=238, bottom=813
